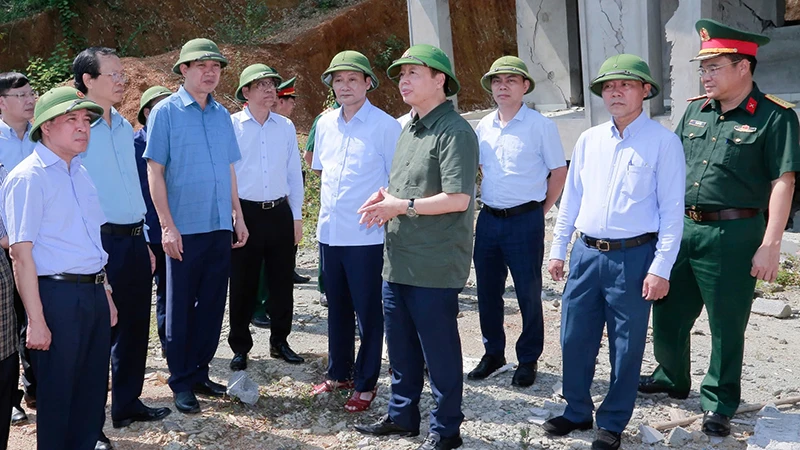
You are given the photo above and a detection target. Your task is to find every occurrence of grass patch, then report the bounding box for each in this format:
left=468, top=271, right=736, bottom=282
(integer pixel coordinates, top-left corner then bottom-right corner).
left=297, top=134, right=321, bottom=249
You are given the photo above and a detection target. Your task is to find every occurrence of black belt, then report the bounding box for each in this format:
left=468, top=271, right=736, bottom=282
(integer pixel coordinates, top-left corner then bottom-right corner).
left=241, top=197, right=287, bottom=210
left=685, top=208, right=759, bottom=222
left=101, top=221, right=144, bottom=237
left=484, top=200, right=542, bottom=218
left=39, top=271, right=106, bottom=284
left=580, top=233, right=656, bottom=252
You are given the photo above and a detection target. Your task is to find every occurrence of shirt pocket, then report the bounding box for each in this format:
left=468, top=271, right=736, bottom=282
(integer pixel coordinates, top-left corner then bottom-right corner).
left=621, top=165, right=656, bottom=202
left=681, top=126, right=707, bottom=160
left=721, top=130, right=759, bottom=169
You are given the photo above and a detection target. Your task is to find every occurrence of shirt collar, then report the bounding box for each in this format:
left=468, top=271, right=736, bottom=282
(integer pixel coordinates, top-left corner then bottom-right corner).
left=0, top=117, right=31, bottom=139
left=177, top=85, right=216, bottom=109
left=337, top=98, right=373, bottom=124
left=610, top=109, right=648, bottom=139
left=491, top=104, right=527, bottom=127
left=33, top=142, right=78, bottom=170
left=90, top=106, right=123, bottom=129
left=413, top=100, right=454, bottom=130
left=243, top=106, right=278, bottom=124
left=704, top=82, right=763, bottom=115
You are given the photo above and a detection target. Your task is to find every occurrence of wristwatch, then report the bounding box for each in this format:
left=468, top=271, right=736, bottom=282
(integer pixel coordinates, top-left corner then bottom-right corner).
left=406, top=199, right=418, bottom=218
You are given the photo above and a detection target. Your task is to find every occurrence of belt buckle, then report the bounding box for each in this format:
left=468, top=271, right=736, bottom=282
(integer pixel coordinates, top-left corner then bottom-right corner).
left=95, top=272, right=106, bottom=285
left=688, top=210, right=703, bottom=222
left=132, top=227, right=143, bottom=236
left=261, top=201, right=274, bottom=210
left=595, top=240, right=611, bottom=252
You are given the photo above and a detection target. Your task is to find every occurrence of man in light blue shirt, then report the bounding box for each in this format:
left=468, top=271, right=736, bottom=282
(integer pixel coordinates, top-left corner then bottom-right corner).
left=74, top=47, right=171, bottom=442
left=543, top=55, right=684, bottom=450
left=469, top=56, right=567, bottom=388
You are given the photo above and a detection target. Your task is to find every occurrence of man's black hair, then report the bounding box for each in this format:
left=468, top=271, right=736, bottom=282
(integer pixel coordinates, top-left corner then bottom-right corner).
left=0, top=72, right=30, bottom=96
left=73, top=47, right=117, bottom=94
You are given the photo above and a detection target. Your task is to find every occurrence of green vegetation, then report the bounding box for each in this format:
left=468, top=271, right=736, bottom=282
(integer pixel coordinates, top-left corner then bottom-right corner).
left=373, top=35, right=406, bottom=70
left=215, top=0, right=278, bottom=46
left=0, top=0, right=52, bottom=24
left=777, top=254, right=800, bottom=287
left=25, top=42, right=72, bottom=93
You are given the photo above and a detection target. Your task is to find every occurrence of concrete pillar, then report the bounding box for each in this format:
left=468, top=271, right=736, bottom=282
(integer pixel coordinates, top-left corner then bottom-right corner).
left=577, top=0, right=665, bottom=126
left=407, top=0, right=458, bottom=109
left=516, top=0, right=583, bottom=111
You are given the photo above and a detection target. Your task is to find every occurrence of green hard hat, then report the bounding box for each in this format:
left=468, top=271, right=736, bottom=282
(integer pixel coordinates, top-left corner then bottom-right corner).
left=30, top=86, right=104, bottom=142
left=321, top=51, right=378, bottom=91
left=235, top=64, right=283, bottom=102
left=387, top=44, right=460, bottom=97
left=137, top=85, right=172, bottom=126
left=692, top=18, right=770, bottom=61
left=172, top=38, right=228, bottom=75
left=481, top=56, right=534, bottom=94
left=589, top=54, right=660, bottom=100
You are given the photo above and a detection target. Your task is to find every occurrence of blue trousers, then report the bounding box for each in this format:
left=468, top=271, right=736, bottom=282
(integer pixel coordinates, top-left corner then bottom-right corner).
left=149, top=243, right=167, bottom=352
left=166, top=231, right=231, bottom=393
left=32, top=279, right=110, bottom=450
left=102, top=231, right=152, bottom=420
left=384, top=281, right=464, bottom=438
left=560, top=239, right=654, bottom=433
left=320, top=243, right=384, bottom=392
left=473, top=206, right=545, bottom=363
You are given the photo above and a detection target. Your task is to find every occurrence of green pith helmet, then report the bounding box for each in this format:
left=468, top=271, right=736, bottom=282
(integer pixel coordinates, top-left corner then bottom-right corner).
left=481, top=56, right=535, bottom=94
left=235, top=64, right=283, bottom=102
left=692, top=18, right=770, bottom=61
left=137, top=86, right=172, bottom=126
left=29, top=87, right=104, bottom=142
left=387, top=44, right=460, bottom=97
left=589, top=54, right=660, bottom=100
left=321, top=51, right=378, bottom=91
left=172, top=38, right=228, bottom=75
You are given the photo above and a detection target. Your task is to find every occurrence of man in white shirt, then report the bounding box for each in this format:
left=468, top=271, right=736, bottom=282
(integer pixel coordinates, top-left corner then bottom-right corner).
left=310, top=51, right=400, bottom=413
left=543, top=54, right=685, bottom=450
left=468, top=56, right=566, bottom=387
left=228, top=64, right=305, bottom=369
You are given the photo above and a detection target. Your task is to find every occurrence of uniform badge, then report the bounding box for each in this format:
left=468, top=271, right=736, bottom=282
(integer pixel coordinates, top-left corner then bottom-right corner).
left=402, top=49, right=411, bottom=58
left=76, top=90, right=85, bottom=98
left=688, top=119, right=706, bottom=128
left=745, top=97, right=757, bottom=114
left=734, top=124, right=757, bottom=133
left=765, top=94, right=796, bottom=109
left=700, top=28, right=710, bottom=42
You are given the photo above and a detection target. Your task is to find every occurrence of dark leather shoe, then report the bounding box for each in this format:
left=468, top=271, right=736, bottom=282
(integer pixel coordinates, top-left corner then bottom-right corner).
left=95, top=432, right=113, bottom=450
left=542, top=415, right=593, bottom=436
left=174, top=391, right=201, bottom=414
left=417, top=432, right=463, bottom=449
left=512, top=361, right=538, bottom=387
left=467, top=354, right=506, bottom=380
left=112, top=405, right=172, bottom=428
left=270, top=343, right=304, bottom=364
left=702, top=411, right=731, bottom=437
left=592, top=428, right=621, bottom=450
left=354, top=414, right=419, bottom=437
left=11, top=406, right=28, bottom=425
left=230, top=353, right=248, bottom=371
left=293, top=271, right=311, bottom=284
left=251, top=312, right=271, bottom=329
left=637, top=375, right=689, bottom=399
left=192, top=379, right=227, bottom=397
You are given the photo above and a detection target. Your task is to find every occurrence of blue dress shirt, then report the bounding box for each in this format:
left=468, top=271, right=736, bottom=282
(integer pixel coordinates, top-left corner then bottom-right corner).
left=0, top=118, right=36, bottom=171
left=0, top=144, right=108, bottom=275
left=134, top=126, right=161, bottom=243
left=550, top=111, right=685, bottom=280
left=143, top=86, right=242, bottom=235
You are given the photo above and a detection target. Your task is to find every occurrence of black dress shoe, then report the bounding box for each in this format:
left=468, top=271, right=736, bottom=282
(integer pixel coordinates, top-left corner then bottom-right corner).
left=112, top=405, right=172, bottom=428
left=542, top=415, right=593, bottom=436
left=293, top=271, right=311, bottom=284
left=174, top=391, right=201, bottom=414
left=702, top=411, right=731, bottom=437
left=592, top=428, right=621, bottom=450
left=417, top=432, right=463, bottom=450
left=230, top=352, right=248, bottom=371
left=192, top=379, right=227, bottom=397
left=637, top=375, right=689, bottom=399
left=251, top=312, right=271, bottom=329
left=95, top=432, right=113, bottom=450
left=512, top=361, right=538, bottom=387
left=270, top=343, right=304, bottom=364
left=467, top=354, right=506, bottom=380
left=354, top=414, right=419, bottom=437
left=11, top=406, right=28, bottom=425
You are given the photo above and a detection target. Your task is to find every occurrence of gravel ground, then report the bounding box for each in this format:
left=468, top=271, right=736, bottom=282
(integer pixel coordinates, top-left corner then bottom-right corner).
left=8, top=209, right=800, bottom=450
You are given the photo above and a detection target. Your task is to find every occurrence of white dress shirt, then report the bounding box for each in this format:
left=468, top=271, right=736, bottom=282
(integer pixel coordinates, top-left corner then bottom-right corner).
left=550, top=111, right=685, bottom=280
left=0, top=118, right=35, bottom=171
left=477, top=105, right=566, bottom=208
left=231, top=108, right=304, bottom=220
left=312, top=99, right=401, bottom=246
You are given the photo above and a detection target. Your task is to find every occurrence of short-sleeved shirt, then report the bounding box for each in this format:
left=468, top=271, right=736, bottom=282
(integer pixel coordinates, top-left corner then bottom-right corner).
left=0, top=164, right=16, bottom=362
left=476, top=106, right=566, bottom=208
left=679, top=83, right=800, bottom=210
left=81, top=107, right=147, bottom=225
left=0, top=118, right=35, bottom=171
left=383, top=100, right=479, bottom=289
left=312, top=99, right=400, bottom=246
left=133, top=127, right=161, bottom=243
left=143, top=86, right=241, bottom=235
left=0, top=143, right=108, bottom=275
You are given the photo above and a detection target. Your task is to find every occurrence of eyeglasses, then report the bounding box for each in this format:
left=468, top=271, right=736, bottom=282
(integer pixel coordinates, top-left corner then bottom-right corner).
left=697, top=60, right=740, bottom=78
left=99, top=72, right=128, bottom=84
left=0, top=91, right=38, bottom=101
left=251, top=79, right=277, bottom=91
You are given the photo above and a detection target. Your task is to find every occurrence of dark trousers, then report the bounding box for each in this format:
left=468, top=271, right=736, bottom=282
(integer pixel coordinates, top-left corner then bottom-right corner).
left=320, top=243, right=384, bottom=391
left=384, top=281, right=464, bottom=438
left=166, top=231, right=231, bottom=393
left=5, top=250, right=36, bottom=406
left=561, top=239, right=655, bottom=433
left=101, top=231, right=152, bottom=420
left=473, top=206, right=545, bottom=364
left=229, top=200, right=294, bottom=352
left=0, top=352, right=17, bottom=450
left=32, top=279, right=110, bottom=450
left=149, top=243, right=167, bottom=352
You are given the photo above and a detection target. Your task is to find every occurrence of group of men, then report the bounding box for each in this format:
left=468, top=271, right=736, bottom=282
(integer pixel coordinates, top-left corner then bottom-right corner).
left=0, top=16, right=797, bottom=450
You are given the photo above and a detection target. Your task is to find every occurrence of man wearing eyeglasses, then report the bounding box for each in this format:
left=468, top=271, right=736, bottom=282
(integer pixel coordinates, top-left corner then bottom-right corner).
left=639, top=20, right=800, bottom=437
left=228, top=64, right=304, bottom=370
left=74, top=47, right=171, bottom=448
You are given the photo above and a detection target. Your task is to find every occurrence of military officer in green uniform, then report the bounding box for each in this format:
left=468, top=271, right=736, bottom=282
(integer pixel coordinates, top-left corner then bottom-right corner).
left=639, top=19, right=800, bottom=437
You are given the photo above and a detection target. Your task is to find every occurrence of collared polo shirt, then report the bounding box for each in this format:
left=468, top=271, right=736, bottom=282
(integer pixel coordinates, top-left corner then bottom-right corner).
left=312, top=98, right=401, bottom=246
left=134, top=126, right=160, bottom=243
left=383, top=100, right=479, bottom=289
left=0, top=118, right=35, bottom=170
left=143, top=86, right=241, bottom=235
left=81, top=107, right=147, bottom=225
left=231, top=108, right=303, bottom=219
left=477, top=105, right=566, bottom=208
left=1, top=143, right=108, bottom=275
